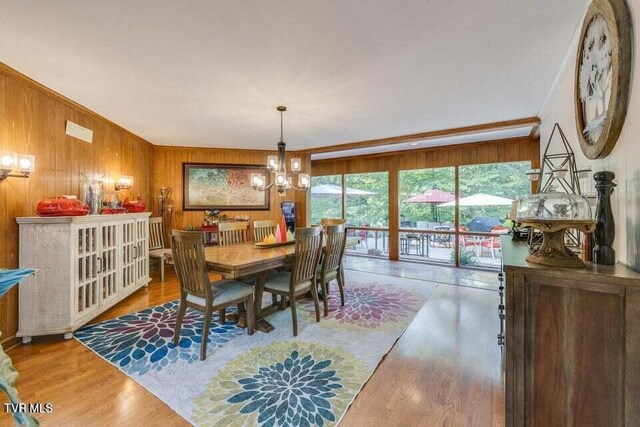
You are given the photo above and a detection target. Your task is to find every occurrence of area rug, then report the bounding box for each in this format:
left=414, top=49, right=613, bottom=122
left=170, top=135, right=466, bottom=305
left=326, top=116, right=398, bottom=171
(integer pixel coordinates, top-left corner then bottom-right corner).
left=75, top=271, right=437, bottom=426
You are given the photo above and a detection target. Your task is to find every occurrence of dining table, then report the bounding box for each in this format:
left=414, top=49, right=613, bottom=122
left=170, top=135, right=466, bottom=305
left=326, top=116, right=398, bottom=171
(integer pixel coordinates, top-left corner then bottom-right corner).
left=196, top=236, right=361, bottom=333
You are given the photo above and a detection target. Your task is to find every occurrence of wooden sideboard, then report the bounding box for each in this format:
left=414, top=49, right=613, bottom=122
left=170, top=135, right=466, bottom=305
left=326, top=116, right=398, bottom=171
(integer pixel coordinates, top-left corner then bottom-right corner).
left=16, top=213, right=151, bottom=342
left=501, top=237, right=640, bottom=426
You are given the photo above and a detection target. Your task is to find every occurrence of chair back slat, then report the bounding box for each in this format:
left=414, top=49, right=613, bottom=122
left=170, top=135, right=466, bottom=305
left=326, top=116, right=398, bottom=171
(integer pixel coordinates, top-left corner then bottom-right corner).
left=322, top=224, right=347, bottom=274
left=291, top=226, right=323, bottom=286
left=253, top=220, right=277, bottom=242
left=149, top=217, right=164, bottom=250
left=218, top=222, right=248, bottom=245
left=171, top=231, right=210, bottom=300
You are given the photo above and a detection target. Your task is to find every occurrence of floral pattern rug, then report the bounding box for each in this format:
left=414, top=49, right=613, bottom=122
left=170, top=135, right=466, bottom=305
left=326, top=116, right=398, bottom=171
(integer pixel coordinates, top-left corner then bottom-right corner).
left=75, top=271, right=436, bottom=426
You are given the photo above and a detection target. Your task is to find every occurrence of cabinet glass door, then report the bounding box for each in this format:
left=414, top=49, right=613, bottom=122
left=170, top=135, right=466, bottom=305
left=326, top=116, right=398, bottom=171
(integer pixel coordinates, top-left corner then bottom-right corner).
left=99, top=222, right=119, bottom=304
left=135, top=218, right=149, bottom=286
left=122, top=220, right=137, bottom=293
left=75, top=225, right=100, bottom=318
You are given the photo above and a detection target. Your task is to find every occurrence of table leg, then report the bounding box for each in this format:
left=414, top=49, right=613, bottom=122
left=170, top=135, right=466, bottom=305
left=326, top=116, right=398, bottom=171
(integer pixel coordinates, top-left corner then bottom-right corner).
left=254, top=271, right=275, bottom=333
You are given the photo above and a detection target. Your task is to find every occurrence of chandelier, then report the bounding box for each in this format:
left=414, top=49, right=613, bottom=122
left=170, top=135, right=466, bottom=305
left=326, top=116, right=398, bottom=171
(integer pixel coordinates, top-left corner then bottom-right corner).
left=251, top=106, right=310, bottom=194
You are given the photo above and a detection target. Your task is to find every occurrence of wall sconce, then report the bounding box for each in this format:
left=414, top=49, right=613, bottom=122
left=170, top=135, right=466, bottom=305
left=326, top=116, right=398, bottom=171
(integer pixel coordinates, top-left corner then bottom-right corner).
left=114, top=175, right=133, bottom=191
left=0, top=151, right=35, bottom=182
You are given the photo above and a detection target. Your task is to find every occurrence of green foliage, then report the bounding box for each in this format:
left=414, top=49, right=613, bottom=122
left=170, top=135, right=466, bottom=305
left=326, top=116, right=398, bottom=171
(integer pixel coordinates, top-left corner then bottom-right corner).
left=455, top=249, right=478, bottom=266
left=345, top=172, right=389, bottom=227
left=184, top=225, right=202, bottom=231
left=310, top=175, right=342, bottom=224
left=457, top=162, right=531, bottom=224
left=310, top=161, right=531, bottom=229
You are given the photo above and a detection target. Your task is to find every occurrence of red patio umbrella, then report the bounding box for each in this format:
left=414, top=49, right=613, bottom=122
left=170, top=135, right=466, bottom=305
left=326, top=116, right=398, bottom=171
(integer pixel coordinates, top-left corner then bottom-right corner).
left=405, top=188, right=455, bottom=222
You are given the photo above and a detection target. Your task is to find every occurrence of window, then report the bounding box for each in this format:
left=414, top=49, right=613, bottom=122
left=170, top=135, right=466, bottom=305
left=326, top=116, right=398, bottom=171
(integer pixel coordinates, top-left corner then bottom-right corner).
left=310, top=172, right=390, bottom=259
left=345, top=172, right=388, bottom=227
left=344, top=172, right=389, bottom=258
left=310, top=175, right=343, bottom=225
left=399, top=167, right=455, bottom=264
left=312, top=159, right=532, bottom=269
left=458, top=161, right=531, bottom=269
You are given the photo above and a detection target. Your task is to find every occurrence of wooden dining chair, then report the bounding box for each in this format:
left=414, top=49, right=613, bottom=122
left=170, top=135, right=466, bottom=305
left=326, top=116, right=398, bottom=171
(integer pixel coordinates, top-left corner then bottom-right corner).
left=320, top=218, right=346, bottom=226
left=317, top=224, right=348, bottom=316
left=263, top=226, right=324, bottom=336
left=218, top=222, right=248, bottom=245
left=149, top=217, right=171, bottom=282
left=171, top=231, right=255, bottom=361
left=220, top=221, right=279, bottom=304
left=253, top=220, right=276, bottom=242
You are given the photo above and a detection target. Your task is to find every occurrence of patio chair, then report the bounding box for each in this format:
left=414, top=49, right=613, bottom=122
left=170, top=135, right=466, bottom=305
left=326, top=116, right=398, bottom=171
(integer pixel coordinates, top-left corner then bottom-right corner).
left=459, top=234, right=478, bottom=254
left=357, top=224, right=370, bottom=250
left=430, top=225, right=452, bottom=248
left=480, top=227, right=505, bottom=258
left=171, top=231, right=255, bottom=360
left=401, top=233, right=425, bottom=256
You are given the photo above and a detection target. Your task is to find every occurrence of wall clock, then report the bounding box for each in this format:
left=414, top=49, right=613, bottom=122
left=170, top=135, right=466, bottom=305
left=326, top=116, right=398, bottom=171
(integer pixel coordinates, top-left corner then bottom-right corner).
left=574, top=0, right=632, bottom=159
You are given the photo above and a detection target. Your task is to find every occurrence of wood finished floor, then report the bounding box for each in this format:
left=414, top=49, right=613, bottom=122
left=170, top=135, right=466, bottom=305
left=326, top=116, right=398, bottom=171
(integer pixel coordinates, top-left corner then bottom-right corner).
left=2, top=258, right=504, bottom=427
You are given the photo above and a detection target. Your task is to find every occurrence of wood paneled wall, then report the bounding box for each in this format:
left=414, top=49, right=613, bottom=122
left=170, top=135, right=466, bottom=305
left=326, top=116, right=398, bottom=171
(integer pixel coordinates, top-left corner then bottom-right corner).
left=311, top=136, right=540, bottom=260
left=152, top=146, right=310, bottom=233
left=312, top=136, right=540, bottom=175
left=0, top=64, right=155, bottom=346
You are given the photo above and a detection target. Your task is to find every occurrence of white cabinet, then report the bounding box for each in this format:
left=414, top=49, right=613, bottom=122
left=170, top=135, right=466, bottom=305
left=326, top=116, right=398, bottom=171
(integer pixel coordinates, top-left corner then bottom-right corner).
left=16, top=213, right=151, bottom=342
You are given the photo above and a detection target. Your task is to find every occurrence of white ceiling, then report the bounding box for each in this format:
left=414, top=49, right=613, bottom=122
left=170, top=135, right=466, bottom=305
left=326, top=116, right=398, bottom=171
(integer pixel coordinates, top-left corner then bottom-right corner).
left=0, top=0, right=586, bottom=151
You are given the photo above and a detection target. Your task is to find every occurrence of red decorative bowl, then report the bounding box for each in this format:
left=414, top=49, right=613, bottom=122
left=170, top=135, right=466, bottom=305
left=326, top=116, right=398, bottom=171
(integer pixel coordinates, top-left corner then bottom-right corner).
left=123, top=194, right=147, bottom=213
left=37, top=196, right=90, bottom=217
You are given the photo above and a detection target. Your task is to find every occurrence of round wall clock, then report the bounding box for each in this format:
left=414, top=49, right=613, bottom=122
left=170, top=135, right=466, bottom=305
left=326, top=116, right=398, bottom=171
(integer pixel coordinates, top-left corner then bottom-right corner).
left=574, top=0, right=632, bottom=159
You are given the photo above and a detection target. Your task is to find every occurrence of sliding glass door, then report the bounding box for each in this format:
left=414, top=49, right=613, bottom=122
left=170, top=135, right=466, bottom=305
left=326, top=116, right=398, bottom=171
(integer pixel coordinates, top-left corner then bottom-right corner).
left=399, top=167, right=455, bottom=264
left=310, top=175, right=343, bottom=225
left=310, top=160, right=531, bottom=269
left=457, top=161, right=530, bottom=269
left=309, top=172, right=389, bottom=259
left=345, top=172, right=389, bottom=258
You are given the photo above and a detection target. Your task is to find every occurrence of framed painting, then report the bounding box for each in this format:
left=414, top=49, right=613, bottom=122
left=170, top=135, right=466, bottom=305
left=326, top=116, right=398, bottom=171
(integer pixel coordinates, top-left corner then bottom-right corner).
left=183, top=163, right=270, bottom=210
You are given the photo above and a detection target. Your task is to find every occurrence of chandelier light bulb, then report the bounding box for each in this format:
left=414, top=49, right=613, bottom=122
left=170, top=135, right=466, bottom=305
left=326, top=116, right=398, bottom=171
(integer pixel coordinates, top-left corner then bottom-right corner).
left=291, top=158, right=301, bottom=173
left=0, top=151, right=17, bottom=169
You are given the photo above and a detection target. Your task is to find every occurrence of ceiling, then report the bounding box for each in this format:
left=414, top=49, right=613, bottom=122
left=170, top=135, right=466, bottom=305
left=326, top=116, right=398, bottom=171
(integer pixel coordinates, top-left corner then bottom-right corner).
left=0, top=0, right=586, bottom=151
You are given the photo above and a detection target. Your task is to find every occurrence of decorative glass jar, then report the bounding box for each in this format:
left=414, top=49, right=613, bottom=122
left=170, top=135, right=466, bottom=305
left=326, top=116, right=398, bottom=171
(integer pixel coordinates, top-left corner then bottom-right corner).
left=516, top=191, right=593, bottom=221
left=79, top=175, right=103, bottom=215
left=515, top=192, right=596, bottom=268
left=102, top=191, right=120, bottom=210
